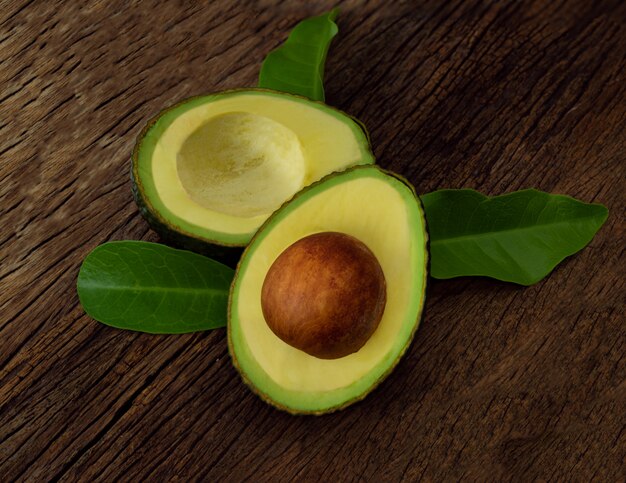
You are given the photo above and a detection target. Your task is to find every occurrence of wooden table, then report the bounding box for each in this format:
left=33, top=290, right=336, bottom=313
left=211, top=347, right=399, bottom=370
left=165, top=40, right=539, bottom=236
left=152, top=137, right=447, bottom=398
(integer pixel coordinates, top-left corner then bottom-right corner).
left=2, top=1, right=624, bottom=480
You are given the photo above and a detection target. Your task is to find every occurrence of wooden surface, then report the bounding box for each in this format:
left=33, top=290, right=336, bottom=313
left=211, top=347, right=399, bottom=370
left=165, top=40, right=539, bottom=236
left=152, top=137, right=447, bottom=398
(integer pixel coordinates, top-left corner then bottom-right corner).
left=1, top=0, right=625, bottom=480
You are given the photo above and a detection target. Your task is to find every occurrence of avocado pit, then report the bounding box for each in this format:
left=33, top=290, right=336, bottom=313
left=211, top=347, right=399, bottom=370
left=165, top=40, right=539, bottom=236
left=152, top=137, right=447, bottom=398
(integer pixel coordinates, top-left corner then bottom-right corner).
left=261, top=231, right=386, bottom=359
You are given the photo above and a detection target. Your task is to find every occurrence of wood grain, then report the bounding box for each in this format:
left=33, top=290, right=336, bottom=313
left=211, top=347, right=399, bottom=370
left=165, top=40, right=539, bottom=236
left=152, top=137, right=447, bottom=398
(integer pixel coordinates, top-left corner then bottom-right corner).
left=1, top=0, right=624, bottom=481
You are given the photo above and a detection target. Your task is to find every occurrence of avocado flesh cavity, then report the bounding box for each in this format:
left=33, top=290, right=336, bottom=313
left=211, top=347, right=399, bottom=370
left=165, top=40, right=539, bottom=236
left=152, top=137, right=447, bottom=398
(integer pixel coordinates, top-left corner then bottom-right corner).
left=132, top=89, right=374, bottom=256
left=177, top=112, right=305, bottom=217
left=228, top=166, right=429, bottom=414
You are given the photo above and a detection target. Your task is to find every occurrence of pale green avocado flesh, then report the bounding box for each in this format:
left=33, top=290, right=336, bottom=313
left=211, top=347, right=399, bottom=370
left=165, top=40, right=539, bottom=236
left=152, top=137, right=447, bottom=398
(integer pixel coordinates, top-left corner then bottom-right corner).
left=132, top=89, right=374, bottom=256
left=228, top=166, right=429, bottom=414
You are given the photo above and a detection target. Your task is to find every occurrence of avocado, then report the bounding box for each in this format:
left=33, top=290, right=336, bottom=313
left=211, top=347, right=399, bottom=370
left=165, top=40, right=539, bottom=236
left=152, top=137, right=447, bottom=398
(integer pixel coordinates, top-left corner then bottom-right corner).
left=228, top=166, right=429, bottom=414
left=131, top=89, right=374, bottom=262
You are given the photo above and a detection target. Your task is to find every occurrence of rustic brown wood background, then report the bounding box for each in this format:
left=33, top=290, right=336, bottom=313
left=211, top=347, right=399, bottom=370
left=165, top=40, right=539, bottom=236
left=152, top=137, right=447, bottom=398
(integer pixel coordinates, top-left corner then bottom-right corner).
left=1, top=0, right=624, bottom=480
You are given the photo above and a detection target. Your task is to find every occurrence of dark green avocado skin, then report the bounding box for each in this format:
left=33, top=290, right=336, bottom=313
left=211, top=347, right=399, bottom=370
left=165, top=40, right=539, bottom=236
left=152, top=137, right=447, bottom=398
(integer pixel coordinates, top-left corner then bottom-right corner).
left=130, top=166, right=243, bottom=267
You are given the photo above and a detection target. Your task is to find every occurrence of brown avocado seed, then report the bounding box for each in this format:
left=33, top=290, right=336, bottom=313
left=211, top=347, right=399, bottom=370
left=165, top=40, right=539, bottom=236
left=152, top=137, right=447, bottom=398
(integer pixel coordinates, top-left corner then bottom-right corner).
left=260, top=232, right=387, bottom=359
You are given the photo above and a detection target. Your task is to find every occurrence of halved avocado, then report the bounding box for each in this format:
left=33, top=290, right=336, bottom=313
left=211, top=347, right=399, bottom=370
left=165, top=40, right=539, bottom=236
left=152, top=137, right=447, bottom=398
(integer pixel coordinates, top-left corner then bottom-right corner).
left=228, top=166, right=429, bottom=414
left=132, top=89, right=374, bottom=262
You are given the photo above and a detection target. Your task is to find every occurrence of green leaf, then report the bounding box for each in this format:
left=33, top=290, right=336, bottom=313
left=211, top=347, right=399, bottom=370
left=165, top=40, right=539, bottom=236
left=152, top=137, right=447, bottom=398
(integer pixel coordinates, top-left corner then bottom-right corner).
left=421, top=189, right=608, bottom=285
left=258, top=8, right=339, bottom=101
left=77, top=241, right=234, bottom=333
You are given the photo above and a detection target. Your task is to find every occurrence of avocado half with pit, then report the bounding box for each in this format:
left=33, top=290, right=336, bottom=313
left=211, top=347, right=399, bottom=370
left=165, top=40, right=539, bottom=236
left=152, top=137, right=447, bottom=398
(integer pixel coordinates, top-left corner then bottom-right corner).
left=228, top=166, right=429, bottom=414
left=131, top=89, right=374, bottom=261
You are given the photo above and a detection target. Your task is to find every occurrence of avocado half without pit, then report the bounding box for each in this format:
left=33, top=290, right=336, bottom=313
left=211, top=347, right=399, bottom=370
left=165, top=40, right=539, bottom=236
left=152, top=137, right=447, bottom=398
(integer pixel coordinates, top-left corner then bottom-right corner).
left=229, top=166, right=429, bottom=414
left=131, top=89, right=374, bottom=261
